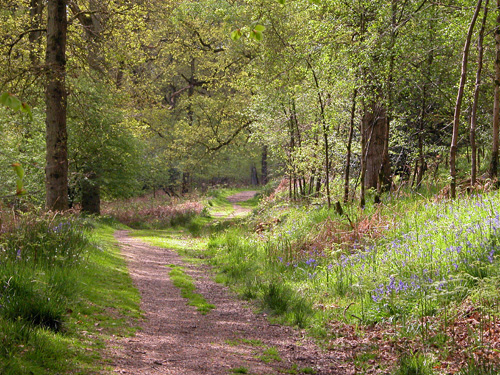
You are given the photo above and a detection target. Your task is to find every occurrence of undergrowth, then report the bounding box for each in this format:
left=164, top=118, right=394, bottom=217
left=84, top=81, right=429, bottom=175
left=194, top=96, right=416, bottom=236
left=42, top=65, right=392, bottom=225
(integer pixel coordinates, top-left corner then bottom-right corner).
left=206, top=188, right=500, bottom=371
left=0, top=208, right=141, bottom=374
left=102, top=191, right=204, bottom=229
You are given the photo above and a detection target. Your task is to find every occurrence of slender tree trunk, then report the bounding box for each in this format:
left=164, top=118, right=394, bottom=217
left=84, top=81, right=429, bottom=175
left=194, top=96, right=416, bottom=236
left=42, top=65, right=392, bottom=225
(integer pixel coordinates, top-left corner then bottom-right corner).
left=416, top=95, right=426, bottom=188
left=471, top=0, right=489, bottom=186
left=360, top=103, right=367, bottom=208
left=344, top=89, right=357, bottom=203
left=251, top=164, right=259, bottom=186
left=490, top=0, right=500, bottom=178
left=261, top=145, right=268, bottom=185
left=307, top=65, right=331, bottom=208
left=451, top=0, right=482, bottom=198
left=45, top=0, right=69, bottom=211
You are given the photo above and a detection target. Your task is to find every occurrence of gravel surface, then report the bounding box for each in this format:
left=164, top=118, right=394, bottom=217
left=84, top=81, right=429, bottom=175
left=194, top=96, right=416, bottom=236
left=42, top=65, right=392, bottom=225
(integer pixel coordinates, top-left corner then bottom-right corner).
left=107, top=193, right=352, bottom=374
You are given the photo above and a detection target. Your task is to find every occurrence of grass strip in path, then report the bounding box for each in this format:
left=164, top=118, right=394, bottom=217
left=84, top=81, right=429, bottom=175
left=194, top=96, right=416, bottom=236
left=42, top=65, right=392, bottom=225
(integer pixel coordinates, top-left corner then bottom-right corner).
left=168, top=264, right=215, bottom=314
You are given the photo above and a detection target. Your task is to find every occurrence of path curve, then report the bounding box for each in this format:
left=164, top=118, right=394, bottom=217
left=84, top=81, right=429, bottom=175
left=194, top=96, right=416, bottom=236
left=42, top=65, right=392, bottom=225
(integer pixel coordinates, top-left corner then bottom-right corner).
left=108, top=231, right=350, bottom=374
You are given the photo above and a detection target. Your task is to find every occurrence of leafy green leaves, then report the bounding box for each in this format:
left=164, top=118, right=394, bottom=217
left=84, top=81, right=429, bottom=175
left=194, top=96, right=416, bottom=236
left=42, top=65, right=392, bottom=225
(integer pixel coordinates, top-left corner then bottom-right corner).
left=0, top=92, right=32, bottom=120
left=231, top=25, right=266, bottom=42
left=231, top=29, right=243, bottom=41
left=250, top=24, right=266, bottom=41
left=11, top=163, right=26, bottom=196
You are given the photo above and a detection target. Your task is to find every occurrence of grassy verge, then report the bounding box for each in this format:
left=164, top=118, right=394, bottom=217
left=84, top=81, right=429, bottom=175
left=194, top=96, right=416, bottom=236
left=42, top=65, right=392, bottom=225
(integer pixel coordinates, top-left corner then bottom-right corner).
left=0, top=213, right=141, bottom=374
left=206, top=190, right=500, bottom=373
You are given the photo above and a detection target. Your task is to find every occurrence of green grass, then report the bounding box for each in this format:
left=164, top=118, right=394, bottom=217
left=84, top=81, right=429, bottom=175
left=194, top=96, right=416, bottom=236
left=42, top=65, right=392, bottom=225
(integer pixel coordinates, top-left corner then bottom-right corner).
left=258, top=346, right=282, bottom=363
left=238, top=193, right=261, bottom=208
left=206, top=188, right=260, bottom=218
left=392, top=352, right=435, bottom=375
left=168, top=264, right=215, bottom=314
left=205, top=188, right=500, bottom=370
left=0, top=216, right=141, bottom=374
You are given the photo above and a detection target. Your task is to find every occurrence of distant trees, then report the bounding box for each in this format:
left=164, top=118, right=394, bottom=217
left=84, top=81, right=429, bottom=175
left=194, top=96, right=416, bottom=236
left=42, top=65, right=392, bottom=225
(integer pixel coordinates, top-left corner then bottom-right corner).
left=3, top=0, right=500, bottom=209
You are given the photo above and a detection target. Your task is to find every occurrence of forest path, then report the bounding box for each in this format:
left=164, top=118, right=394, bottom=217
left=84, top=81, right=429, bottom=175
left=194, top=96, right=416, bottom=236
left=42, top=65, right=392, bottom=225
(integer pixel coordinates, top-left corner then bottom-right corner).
left=107, top=193, right=350, bottom=375
left=210, top=190, right=257, bottom=218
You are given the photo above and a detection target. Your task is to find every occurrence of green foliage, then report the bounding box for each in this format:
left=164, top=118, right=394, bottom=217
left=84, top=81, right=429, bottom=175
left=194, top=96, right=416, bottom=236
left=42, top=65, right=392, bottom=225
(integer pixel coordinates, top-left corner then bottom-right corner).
left=68, top=75, right=143, bottom=203
left=459, top=360, right=500, bottom=375
left=0, top=213, right=141, bottom=374
left=392, top=353, right=435, bottom=375
left=0, top=92, right=32, bottom=120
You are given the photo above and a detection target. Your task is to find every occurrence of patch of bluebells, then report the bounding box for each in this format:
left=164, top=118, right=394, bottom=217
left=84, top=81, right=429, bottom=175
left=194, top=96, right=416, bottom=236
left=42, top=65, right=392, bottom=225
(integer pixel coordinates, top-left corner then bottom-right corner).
left=326, top=193, right=500, bottom=306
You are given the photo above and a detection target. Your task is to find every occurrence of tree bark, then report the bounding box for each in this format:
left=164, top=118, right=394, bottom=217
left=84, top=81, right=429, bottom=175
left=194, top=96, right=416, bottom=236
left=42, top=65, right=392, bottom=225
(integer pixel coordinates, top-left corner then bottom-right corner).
left=45, top=0, right=69, bottom=211
left=261, top=145, right=268, bottom=185
left=471, top=0, right=489, bottom=186
left=416, top=95, right=426, bottom=188
left=451, top=0, right=482, bottom=198
left=344, top=89, right=357, bottom=203
left=363, top=103, right=389, bottom=190
left=490, top=0, right=500, bottom=178
left=251, top=164, right=259, bottom=186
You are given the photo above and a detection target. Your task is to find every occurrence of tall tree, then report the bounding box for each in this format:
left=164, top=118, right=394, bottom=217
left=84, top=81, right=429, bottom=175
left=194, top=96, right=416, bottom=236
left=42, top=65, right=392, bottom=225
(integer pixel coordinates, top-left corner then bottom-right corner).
left=471, top=0, right=489, bottom=185
left=45, top=0, right=69, bottom=210
left=450, top=0, right=482, bottom=198
left=490, top=0, right=500, bottom=178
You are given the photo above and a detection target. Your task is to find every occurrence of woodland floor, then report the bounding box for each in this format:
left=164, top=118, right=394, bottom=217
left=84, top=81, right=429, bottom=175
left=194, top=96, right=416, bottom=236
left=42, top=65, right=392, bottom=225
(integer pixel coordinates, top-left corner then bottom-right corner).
left=107, top=192, right=355, bottom=375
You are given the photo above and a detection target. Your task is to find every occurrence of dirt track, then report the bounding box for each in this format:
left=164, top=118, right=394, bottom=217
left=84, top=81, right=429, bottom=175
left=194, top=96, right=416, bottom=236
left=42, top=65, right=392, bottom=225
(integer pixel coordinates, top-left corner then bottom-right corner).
left=108, top=192, right=351, bottom=374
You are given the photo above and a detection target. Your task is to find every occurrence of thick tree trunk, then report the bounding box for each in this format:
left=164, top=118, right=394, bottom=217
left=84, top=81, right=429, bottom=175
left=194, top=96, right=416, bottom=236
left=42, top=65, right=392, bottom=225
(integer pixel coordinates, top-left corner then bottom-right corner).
left=363, top=104, right=390, bottom=191
left=45, top=0, right=69, bottom=211
left=490, top=0, right=500, bottom=178
left=471, top=0, right=489, bottom=185
left=451, top=0, right=482, bottom=198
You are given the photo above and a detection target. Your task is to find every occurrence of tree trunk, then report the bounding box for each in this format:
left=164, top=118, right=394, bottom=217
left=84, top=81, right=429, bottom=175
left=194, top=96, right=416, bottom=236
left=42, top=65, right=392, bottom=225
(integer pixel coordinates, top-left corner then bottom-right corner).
left=451, top=0, right=482, bottom=198
left=182, top=172, right=190, bottom=194
left=261, top=145, right=268, bottom=185
left=344, top=89, right=357, bottom=203
left=363, top=103, right=389, bottom=190
left=360, top=103, right=367, bottom=208
left=490, top=0, right=500, bottom=178
left=45, top=0, right=69, bottom=211
left=416, top=95, right=426, bottom=188
left=471, top=0, right=489, bottom=186
left=251, top=164, right=259, bottom=186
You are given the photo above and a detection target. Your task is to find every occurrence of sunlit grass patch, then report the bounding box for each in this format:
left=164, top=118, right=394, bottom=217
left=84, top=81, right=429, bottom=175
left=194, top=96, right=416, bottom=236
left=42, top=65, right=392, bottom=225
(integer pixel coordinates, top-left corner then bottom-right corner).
left=168, top=264, right=215, bottom=314
left=0, top=215, right=141, bottom=374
